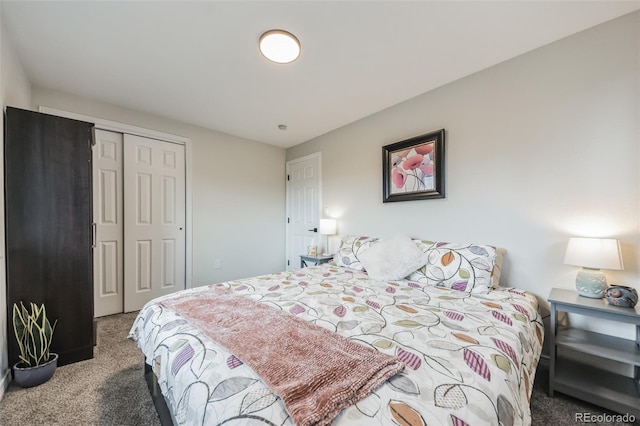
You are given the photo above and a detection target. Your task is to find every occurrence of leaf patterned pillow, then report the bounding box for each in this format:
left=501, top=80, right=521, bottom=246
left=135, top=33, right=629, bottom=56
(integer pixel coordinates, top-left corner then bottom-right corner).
left=491, top=247, right=506, bottom=289
left=330, top=235, right=379, bottom=271
left=407, top=240, right=499, bottom=293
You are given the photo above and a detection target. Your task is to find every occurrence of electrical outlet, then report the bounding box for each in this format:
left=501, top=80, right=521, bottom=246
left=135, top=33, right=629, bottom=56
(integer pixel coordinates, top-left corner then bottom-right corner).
left=214, top=259, right=221, bottom=269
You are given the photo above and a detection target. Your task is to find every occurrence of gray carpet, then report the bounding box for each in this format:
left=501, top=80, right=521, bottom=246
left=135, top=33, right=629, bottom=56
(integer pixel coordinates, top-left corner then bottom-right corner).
left=0, top=312, right=160, bottom=426
left=0, top=312, right=637, bottom=425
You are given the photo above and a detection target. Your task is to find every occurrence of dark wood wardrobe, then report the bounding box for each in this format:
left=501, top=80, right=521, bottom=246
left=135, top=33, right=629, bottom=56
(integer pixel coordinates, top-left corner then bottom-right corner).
left=5, top=107, right=95, bottom=367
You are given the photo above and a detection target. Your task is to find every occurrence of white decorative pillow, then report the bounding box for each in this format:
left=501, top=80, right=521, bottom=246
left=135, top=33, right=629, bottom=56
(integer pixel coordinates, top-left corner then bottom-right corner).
left=359, top=235, right=428, bottom=281
left=407, top=240, right=499, bottom=294
left=331, top=235, right=379, bottom=271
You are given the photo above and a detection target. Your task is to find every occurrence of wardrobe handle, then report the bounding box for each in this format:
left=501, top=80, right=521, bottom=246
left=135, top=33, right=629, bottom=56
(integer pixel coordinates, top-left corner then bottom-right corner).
left=92, top=223, right=97, bottom=248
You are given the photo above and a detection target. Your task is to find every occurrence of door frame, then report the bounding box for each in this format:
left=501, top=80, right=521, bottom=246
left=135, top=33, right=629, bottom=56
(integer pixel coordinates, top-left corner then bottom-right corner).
left=285, top=152, right=322, bottom=271
left=39, top=106, right=193, bottom=289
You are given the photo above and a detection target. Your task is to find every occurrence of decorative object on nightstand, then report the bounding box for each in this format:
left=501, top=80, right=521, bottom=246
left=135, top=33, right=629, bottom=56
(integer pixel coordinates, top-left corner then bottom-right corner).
left=318, top=218, right=337, bottom=256
left=563, top=237, right=623, bottom=298
left=605, top=286, right=638, bottom=308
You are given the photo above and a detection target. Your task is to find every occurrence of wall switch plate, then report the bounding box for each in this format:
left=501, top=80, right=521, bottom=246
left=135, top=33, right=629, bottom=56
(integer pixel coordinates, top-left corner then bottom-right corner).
left=214, top=259, right=221, bottom=269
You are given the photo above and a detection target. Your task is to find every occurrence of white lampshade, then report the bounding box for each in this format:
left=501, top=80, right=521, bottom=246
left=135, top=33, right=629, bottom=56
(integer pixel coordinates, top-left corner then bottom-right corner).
left=319, top=218, right=337, bottom=235
left=564, top=237, right=623, bottom=270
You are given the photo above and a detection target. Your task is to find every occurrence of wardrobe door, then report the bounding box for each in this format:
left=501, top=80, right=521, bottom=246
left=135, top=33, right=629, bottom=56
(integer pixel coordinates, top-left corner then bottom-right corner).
left=5, top=107, right=95, bottom=367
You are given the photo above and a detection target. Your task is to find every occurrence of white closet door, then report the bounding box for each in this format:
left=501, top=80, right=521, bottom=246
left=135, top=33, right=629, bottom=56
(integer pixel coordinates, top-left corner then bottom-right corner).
left=124, top=134, right=186, bottom=312
left=93, top=129, right=124, bottom=317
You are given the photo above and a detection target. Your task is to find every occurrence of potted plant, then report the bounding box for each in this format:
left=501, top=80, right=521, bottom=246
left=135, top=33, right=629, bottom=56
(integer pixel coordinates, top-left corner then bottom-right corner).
left=12, top=302, right=58, bottom=387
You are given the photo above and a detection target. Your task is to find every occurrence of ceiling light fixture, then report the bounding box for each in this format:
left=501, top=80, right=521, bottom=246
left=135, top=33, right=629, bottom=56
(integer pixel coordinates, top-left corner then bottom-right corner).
left=259, top=30, right=300, bottom=64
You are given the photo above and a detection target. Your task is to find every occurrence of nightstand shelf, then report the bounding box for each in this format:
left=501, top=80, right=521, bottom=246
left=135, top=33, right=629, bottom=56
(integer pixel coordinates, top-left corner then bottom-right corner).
left=548, top=288, right=640, bottom=418
left=556, top=327, right=640, bottom=366
left=554, top=358, right=640, bottom=417
left=299, top=254, right=333, bottom=268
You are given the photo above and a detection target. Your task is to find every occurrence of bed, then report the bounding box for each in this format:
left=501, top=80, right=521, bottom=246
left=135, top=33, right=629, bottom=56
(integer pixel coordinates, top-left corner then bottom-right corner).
left=129, top=235, right=544, bottom=426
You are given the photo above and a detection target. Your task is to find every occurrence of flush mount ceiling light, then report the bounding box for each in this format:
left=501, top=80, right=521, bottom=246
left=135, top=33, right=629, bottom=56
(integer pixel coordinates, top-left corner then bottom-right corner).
left=259, top=30, right=300, bottom=64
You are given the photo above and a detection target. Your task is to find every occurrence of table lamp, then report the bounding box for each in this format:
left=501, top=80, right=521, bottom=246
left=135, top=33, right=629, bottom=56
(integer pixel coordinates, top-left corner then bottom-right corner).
left=563, top=237, right=623, bottom=298
left=319, top=219, right=337, bottom=256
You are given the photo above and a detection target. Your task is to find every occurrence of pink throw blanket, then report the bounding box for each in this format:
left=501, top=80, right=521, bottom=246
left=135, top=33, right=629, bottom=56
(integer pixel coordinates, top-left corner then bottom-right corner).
left=160, top=286, right=404, bottom=426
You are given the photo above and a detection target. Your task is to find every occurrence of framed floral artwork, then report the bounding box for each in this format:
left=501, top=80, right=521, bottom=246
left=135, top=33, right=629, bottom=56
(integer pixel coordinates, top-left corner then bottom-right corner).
left=382, top=129, right=445, bottom=202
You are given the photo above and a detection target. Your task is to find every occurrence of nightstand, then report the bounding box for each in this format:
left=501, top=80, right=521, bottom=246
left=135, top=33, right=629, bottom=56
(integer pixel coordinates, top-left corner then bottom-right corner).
left=299, top=254, right=333, bottom=268
left=548, top=288, right=640, bottom=418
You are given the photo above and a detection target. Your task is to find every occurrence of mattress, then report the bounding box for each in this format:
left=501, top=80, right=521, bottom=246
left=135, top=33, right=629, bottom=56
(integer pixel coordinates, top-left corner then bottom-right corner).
left=129, top=263, right=543, bottom=425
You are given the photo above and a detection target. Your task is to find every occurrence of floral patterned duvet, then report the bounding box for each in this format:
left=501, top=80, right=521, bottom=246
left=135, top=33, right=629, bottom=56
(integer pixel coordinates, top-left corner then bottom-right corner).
left=129, top=264, right=543, bottom=426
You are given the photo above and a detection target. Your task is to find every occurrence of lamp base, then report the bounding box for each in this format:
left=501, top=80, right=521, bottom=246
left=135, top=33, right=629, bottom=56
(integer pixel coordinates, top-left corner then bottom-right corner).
left=575, top=268, right=606, bottom=298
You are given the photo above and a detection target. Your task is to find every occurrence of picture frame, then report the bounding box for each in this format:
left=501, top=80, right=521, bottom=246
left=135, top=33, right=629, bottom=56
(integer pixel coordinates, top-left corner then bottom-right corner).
left=382, top=129, right=445, bottom=202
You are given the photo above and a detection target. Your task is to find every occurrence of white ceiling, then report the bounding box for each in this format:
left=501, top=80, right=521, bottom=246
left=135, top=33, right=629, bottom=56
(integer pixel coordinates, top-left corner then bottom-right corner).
left=2, top=1, right=639, bottom=148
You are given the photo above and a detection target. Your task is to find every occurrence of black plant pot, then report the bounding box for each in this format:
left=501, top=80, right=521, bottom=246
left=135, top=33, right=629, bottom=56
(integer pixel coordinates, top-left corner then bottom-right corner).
left=12, top=353, right=58, bottom=388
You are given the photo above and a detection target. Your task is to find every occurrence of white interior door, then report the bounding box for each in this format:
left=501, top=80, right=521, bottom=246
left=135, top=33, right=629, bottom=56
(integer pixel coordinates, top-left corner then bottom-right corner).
left=124, top=134, right=186, bottom=312
left=286, top=153, right=321, bottom=270
left=93, top=129, right=124, bottom=317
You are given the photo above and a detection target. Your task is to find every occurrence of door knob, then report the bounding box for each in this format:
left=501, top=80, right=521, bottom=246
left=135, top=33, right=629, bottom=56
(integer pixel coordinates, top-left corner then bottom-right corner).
left=308, top=227, right=318, bottom=232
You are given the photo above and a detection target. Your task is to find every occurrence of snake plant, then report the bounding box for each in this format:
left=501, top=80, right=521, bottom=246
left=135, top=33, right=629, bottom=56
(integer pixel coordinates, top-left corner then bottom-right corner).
left=12, top=302, right=57, bottom=367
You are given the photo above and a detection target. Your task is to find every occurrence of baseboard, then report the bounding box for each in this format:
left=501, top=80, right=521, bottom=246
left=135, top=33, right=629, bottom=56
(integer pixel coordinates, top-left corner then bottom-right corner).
left=0, top=368, right=11, bottom=401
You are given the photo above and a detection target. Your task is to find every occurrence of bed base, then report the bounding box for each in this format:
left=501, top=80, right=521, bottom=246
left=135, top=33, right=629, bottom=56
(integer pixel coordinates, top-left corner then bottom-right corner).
left=144, top=362, right=175, bottom=426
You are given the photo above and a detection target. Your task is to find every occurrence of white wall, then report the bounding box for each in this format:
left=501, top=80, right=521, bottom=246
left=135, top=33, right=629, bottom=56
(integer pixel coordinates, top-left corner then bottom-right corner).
left=287, top=12, right=640, bottom=346
left=0, top=15, right=33, bottom=398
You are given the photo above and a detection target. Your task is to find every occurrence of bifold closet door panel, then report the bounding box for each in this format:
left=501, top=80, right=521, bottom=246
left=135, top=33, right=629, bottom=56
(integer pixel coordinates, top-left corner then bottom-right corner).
left=5, top=107, right=94, bottom=367
left=123, top=134, right=186, bottom=312
left=93, top=129, right=124, bottom=317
